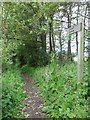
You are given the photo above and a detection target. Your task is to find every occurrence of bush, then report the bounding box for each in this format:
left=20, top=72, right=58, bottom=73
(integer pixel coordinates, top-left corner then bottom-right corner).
left=17, top=41, right=50, bottom=67
left=2, top=39, right=18, bottom=71
left=2, top=67, right=26, bottom=119
left=42, top=55, right=89, bottom=118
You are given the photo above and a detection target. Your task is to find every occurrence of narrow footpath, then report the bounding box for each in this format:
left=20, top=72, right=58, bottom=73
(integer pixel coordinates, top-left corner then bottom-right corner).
left=21, top=73, right=45, bottom=118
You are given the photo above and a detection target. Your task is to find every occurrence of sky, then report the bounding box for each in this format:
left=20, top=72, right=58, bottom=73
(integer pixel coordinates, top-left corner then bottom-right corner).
left=46, top=2, right=89, bottom=57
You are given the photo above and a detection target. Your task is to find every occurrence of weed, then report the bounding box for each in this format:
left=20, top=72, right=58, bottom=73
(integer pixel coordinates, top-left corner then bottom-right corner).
left=21, top=55, right=89, bottom=118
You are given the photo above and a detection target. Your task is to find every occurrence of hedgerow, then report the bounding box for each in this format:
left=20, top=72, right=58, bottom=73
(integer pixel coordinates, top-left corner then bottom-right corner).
left=2, top=67, right=26, bottom=119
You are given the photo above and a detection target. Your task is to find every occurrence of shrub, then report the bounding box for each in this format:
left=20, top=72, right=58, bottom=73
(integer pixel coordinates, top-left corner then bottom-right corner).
left=17, top=41, right=50, bottom=67
left=2, top=67, right=26, bottom=119
left=2, top=39, right=18, bottom=71
left=21, top=54, right=89, bottom=118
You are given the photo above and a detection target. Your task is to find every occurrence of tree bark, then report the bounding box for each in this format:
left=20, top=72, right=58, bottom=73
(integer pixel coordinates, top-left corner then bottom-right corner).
left=40, top=33, right=46, bottom=52
left=67, top=6, right=72, bottom=61
left=59, top=31, right=62, bottom=61
left=83, top=5, right=87, bottom=54
left=51, top=16, right=55, bottom=53
left=39, top=16, right=46, bottom=52
left=49, top=16, right=53, bottom=53
left=76, top=3, right=79, bottom=55
left=88, top=4, right=90, bottom=60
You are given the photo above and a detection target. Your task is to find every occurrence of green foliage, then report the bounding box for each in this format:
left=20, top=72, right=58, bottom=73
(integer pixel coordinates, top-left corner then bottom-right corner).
left=2, top=67, right=26, bottom=119
left=44, top=58, right=89, bottom=118
left=22, top=56, right=89, bottom=118
left=2, top=39, right=19, bottom=71
left=2, top=2, right=90, bottom=118
left=17, top=41, right=50, bottom=67
left=2, top=3, right=50, bottom=67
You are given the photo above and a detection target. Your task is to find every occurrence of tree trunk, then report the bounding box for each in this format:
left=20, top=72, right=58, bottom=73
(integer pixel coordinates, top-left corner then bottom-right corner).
left=59, top=32, right=62, bottom=61
left=39, top=16, right=46, bottom=52
left=76, top=3, right=79, bottom=55
left=83, top=5, right=87, bottom=55
left=40, top=33, right=46, bottom=52
left=67, top=6, right=72, bottom=61
left=88, top=4, right=90, bottom=60
left=87, top=2, right=90, bottom=100
left=51, top=16, right=55, bottom=53
left=49, top=17, right=53, bottom=53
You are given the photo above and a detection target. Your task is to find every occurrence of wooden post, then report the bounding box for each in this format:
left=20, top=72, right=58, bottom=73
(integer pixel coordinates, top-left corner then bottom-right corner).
left=66, top=20, right=84, bottom=83
left=77, top=20, right=84, bottom=83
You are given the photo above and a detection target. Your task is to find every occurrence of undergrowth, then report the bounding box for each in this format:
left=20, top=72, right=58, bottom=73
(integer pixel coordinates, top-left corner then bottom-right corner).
left=2, top=66, right=26, bottom=119
left=21, top=55, right=89, bottom=118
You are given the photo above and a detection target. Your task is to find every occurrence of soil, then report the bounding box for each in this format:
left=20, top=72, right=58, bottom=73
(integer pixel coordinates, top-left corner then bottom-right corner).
left=21, top=73, right=45, bottom=118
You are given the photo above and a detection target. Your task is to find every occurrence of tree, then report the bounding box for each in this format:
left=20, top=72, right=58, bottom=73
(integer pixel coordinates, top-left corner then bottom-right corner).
left=2, top=2, right=51, bottom=67
left=67, top=4, right=72, bottom=61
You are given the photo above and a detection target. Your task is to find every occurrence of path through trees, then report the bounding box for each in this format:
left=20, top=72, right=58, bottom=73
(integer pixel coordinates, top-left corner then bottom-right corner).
left=21, top=73, right=45, bottom=118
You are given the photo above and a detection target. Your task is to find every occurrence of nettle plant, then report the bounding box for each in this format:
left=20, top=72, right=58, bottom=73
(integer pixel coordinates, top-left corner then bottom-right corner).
left=42, top=53, right=88, bottom=118
left=2, top=68, right=26, bottom=119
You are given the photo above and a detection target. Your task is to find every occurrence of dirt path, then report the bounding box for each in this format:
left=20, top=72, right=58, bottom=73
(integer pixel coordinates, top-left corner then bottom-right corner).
left=21, top=73, right=45, bottom=118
